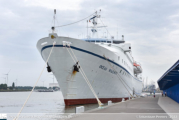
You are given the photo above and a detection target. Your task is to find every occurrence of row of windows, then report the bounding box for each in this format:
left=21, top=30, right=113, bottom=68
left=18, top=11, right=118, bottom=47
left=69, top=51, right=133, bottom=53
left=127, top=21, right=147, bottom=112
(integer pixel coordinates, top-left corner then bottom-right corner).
left=85, top=40, right=112, bottom=43
left=118, top=56, right=132, bottom=72
left=85, top=40, right=133, bottom=73
left=85, top=40, right=131, bottom=72
left=119, top=69, right=131, bottom=78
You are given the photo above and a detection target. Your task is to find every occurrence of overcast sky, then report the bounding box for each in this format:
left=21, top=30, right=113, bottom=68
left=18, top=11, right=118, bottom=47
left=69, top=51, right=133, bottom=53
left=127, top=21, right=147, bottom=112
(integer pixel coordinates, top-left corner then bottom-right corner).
left=0, top=0, right=179, bottom=88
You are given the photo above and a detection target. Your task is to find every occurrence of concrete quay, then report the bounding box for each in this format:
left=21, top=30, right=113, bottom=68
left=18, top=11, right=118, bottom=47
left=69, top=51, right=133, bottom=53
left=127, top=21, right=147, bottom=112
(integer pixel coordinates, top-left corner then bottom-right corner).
left=67, top=95, right=179, bottom=120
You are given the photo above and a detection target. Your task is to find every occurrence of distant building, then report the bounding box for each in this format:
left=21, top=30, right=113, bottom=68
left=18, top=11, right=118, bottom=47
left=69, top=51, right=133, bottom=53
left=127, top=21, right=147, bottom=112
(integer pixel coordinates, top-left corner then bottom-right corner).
left=49, top=83, right=59, bottom=88
left=158, top=60, right=179, bottom=103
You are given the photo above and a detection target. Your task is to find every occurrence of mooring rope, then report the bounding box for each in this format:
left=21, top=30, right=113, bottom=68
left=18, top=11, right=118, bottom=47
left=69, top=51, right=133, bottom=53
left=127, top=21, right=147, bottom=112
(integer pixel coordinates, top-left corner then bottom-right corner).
left=14, top=41, right=56, bottom=120
left=69, top=47, right=102, bottom=105
left=65, top=46, right=103, bottom=107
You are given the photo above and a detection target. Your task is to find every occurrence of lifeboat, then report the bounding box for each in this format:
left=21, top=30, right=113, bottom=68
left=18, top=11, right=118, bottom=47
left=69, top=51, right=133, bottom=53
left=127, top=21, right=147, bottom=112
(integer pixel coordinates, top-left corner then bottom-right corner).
left=133, top=61, right=142, bottom=74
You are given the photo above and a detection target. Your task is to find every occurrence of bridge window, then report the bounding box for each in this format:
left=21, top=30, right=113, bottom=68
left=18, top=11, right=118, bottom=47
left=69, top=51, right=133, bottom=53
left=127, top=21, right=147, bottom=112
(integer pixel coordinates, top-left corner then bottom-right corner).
left=101, top=41, right=106, bottom=42
left=85, top=40, right=96, bottom=42
left=85, top=40, right=108, bottom=43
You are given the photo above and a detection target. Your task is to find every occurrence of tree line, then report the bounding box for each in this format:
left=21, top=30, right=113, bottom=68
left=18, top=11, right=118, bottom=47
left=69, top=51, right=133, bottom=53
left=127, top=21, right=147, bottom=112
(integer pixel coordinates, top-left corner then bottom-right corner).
left=0, top=83, right=47, bottom=90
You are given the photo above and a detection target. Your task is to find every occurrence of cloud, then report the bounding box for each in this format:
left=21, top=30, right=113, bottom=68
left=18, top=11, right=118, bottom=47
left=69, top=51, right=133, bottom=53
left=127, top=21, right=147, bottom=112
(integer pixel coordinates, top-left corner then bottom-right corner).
left=0, top=0, right=179, bottom=88
left=23, top=0, right=83, bottom=10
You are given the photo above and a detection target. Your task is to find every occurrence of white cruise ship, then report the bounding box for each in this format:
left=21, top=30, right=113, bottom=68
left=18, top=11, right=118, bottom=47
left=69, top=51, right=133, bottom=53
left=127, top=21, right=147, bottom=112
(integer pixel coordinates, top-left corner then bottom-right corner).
left=36, top=10, right=143, bottom=105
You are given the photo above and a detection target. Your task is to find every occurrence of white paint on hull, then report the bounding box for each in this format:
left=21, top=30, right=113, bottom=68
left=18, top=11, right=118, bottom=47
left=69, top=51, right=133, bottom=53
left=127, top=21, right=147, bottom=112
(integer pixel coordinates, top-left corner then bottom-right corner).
left=36, top=33, right=143, bottom=100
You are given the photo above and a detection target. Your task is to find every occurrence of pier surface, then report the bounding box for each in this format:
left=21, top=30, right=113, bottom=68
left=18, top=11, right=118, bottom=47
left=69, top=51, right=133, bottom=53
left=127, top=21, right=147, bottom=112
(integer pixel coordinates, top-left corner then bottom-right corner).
left=68, top=95, right=179, bottom=120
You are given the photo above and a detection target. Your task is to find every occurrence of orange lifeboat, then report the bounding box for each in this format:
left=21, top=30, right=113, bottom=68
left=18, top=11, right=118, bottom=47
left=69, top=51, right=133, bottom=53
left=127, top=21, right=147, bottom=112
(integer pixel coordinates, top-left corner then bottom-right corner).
left=133, top=61, right=142, bottom=74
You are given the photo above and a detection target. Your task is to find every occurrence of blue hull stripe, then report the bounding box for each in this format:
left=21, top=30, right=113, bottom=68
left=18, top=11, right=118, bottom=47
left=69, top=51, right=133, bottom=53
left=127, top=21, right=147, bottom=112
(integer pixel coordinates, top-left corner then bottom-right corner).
left=41, top=45, right=142, bottom=82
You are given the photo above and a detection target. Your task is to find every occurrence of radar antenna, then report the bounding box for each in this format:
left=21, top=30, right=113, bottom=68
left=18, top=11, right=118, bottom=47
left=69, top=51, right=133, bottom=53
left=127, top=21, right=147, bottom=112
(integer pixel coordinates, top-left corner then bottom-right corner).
left=88, top=10, right=107, bottom=38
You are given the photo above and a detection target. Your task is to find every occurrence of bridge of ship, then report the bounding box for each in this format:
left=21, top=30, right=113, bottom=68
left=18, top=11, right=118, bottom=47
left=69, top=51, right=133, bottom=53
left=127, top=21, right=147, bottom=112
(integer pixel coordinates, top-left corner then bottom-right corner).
left=81, top=38, right=124, bottom=44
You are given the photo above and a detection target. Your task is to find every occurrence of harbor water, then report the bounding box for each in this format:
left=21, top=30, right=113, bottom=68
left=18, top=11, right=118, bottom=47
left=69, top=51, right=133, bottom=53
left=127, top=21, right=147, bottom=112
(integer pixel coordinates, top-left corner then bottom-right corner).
left=0, top=91, right=103, bottom=119
left=0, top=91, right=101, bottom=113
left=0, top=91, right=154, bottom=119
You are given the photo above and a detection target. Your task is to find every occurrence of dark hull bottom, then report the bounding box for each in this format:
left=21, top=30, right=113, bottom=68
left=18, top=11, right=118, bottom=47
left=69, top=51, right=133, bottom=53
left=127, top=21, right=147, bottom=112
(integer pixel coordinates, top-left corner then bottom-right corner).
left=64, top=97, right=130, bottom=106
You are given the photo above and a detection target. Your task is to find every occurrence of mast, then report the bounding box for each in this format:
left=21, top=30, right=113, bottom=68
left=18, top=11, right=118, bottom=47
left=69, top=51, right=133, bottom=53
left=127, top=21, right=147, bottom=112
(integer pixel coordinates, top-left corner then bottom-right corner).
left=91, top=11, right=98, bottom=37
left=51, top=9, right=56, bottom=33
left=88, top=9, right=106, bottom=38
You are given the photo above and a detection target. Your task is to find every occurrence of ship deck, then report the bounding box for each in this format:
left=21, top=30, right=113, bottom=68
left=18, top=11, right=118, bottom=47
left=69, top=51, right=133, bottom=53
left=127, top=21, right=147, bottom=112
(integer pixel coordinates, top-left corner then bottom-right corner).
left=68, top=94, right=179, bottom=120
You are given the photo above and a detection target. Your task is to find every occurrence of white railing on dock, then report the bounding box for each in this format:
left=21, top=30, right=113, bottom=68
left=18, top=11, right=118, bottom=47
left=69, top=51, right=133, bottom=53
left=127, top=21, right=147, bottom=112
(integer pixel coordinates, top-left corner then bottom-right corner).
left=122, top=98, right=125, bottom=102
left=76, top=106, right=84, bottom=113
left=108, top=100, right=112, bottom=105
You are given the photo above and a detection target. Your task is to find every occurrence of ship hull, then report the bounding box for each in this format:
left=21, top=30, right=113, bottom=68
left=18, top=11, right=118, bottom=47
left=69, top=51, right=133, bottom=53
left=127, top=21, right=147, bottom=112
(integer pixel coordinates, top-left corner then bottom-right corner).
left=37, top=33, right=143, bottom=105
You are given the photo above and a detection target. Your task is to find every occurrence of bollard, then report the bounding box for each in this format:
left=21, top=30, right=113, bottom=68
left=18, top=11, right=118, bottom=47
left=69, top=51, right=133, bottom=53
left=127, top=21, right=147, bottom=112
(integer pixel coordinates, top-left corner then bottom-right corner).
left=128, top=97, right=130, bottom=100
left=108, top=100, right=112, bottom=105
left=76, top=106, right=84, bottom=113
left=81, top=106, right=84, bottom=112
left=76, top=107, right=81, bottom=113
left=122, top=98, right=125, bottom=102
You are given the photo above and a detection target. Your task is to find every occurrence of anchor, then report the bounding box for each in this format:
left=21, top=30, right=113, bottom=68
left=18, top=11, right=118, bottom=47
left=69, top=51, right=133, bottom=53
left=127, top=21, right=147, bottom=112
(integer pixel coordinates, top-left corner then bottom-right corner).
left=73, top=62, right=80, bottom=72
left=47, top=63, right=52, bottom=72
